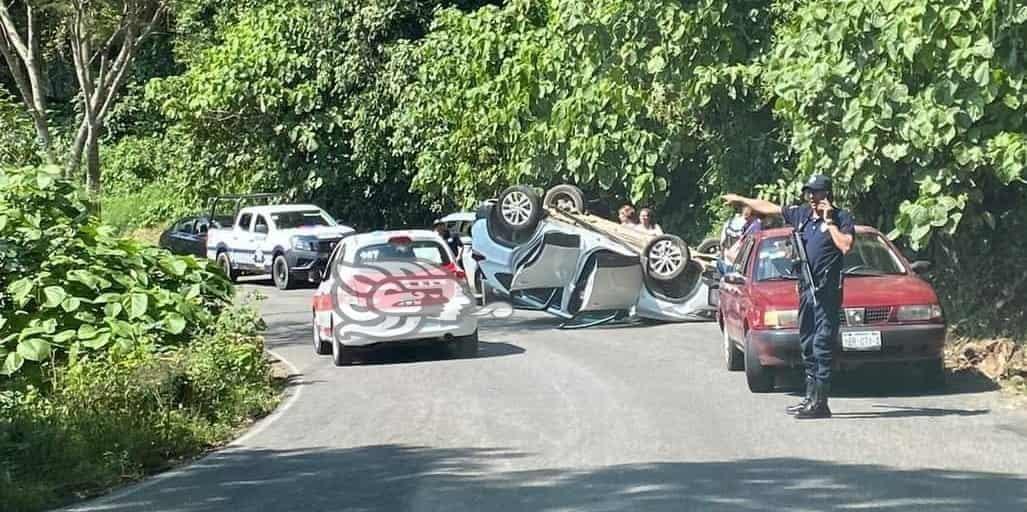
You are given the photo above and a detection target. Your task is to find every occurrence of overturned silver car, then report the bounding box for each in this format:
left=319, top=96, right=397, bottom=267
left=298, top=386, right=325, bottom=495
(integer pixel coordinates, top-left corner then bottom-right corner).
left=471, top=185, right=719, bottom=328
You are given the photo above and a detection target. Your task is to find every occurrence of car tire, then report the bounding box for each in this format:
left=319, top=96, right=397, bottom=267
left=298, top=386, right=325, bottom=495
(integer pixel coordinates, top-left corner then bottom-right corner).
left=332, top=338, right=355, bottom=366
left=495, top=185, right=543, bottom=235
left=452, top=330, right=479, bottom=359
left=697, top=238, right=720, bottom=256
left=312, top=313, right=331, bottom=355
left=272, top=255, right=294, bottom=290
left=920, top=358, right=946, bottom=390
left=643, top=234, right=690, bottom=281
left=216, top=252, right=238, bottom=283
left=744, top=333, right=774, bottom=393
left=543, top=184, right=585, bottom=213
left=724, top=326, right=744, bottom=371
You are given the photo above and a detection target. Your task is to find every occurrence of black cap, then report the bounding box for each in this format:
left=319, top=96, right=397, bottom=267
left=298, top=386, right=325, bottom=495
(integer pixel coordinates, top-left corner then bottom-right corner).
left=801, top=174, right=832, bottom=192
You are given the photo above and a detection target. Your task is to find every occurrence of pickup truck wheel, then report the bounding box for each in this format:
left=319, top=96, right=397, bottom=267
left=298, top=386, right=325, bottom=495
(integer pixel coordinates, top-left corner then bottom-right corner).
left=745, top=333, right=774, bottom=393
left=644, top=235, right=690, bottom=281
left=216, top=252, right=238, bottom=283
left=273, top=255, right=294, bottom=290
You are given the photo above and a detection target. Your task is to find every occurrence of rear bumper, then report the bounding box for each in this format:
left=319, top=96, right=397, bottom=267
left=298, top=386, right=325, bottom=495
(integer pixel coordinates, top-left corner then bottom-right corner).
left=335, top=316, right=478, bottom=347
left=749, top=323, right=946, bottom=368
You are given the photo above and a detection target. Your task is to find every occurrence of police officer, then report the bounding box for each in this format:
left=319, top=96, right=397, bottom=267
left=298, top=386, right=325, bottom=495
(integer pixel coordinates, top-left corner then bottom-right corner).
left=722, top=174, right=854, bottom=419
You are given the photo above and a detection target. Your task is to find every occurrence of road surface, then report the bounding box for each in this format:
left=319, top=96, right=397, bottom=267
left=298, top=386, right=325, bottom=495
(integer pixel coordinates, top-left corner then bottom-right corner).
left=68, top=282, right=1027, bottom=511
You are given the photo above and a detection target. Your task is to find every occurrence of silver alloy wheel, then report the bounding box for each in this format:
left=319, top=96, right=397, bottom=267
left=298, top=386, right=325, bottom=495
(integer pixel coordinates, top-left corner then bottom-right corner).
left=647, top=239, right=685, bottom=279
left=500, top=190, right=534, bottom=227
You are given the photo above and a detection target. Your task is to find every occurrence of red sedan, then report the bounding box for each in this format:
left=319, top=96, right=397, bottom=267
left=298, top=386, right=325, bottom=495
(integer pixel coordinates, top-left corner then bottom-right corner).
left=717, top=225, right=946, bottom=393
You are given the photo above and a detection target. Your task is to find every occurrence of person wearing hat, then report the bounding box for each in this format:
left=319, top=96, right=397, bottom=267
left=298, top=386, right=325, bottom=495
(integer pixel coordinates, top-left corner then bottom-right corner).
left=722, top=174, right=854, bottom=419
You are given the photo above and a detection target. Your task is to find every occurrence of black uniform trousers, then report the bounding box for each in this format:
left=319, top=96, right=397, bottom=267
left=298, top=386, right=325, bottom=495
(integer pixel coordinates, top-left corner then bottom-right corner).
left=797, top=282, right=841, bottom=385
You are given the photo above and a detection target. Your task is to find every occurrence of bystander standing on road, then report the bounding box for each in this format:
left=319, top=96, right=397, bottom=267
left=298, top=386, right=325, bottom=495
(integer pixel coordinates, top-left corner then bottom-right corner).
left=636, top=208, right=664, bottom=235
left=618, top=205, right=638, bottom=227
left=722, top=174, right=854, bottom=419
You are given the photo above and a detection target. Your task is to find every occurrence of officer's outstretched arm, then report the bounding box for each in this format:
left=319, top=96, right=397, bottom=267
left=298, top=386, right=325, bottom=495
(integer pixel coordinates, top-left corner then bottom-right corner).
left=721, top=194, right=781, bottom=218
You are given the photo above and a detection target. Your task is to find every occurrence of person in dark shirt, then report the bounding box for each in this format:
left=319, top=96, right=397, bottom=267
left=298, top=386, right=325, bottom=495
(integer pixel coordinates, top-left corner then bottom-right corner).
left=433, top=221, right=465, bottom=267
left=722, top=175, right=854, bottom=419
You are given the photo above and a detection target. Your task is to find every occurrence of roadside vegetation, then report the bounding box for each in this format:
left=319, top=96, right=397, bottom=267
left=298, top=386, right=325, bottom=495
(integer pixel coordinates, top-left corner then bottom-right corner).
left=0, top=1, right=1025, bottom=506
left=0, top=165, right=279, bottom=512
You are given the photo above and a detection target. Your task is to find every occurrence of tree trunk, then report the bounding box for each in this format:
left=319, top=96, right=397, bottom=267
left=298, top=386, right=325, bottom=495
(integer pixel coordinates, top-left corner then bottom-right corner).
left=85, top=125, right=101, bottom=197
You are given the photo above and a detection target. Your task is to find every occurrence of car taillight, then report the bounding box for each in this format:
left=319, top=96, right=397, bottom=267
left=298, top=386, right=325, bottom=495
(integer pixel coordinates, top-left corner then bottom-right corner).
left=388, top=236, right=412, bottom=245
left=442, top=262, right=466, bottom=280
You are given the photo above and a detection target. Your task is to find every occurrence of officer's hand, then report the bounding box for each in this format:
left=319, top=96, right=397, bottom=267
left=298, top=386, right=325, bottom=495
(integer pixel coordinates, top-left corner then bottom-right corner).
left=722, top=193, right=744, bottom=206
left=818, top=199, right=834, bottom=220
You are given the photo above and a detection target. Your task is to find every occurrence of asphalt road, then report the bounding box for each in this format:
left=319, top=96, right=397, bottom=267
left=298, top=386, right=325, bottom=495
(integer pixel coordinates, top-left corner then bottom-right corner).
left=68, top=281, right=1027, bottom=512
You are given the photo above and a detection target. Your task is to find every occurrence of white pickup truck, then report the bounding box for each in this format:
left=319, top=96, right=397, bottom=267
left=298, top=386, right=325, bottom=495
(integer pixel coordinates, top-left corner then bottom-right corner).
left=206, top=202, right=354, bottom=290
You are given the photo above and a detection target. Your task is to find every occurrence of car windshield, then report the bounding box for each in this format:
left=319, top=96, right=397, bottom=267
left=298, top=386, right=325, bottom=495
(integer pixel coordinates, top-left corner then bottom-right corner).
left=271, top=210, right=335, bottom=229
left=355, top=241, right=451, bottom=265
left=755, top=232, right=906, bottom=281
left=842, top=233, right=907, bottom=275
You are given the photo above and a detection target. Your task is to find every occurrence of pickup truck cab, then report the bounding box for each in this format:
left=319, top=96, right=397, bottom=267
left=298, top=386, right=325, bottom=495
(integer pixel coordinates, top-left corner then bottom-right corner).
left=206, top=204, right=354, bottom=289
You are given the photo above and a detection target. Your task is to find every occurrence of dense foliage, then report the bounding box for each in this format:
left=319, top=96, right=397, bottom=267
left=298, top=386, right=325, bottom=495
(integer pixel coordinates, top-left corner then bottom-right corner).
left=0, top=165, right=233, bottom=377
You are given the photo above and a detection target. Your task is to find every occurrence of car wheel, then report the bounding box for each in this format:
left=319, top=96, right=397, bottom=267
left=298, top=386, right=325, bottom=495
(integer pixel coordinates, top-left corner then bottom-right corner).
left=332, top=338, right=355, bottom=366
left=312, top=313, right=331, bottom=355
left=724, top=326, right=744, bottom=371
left=644, top=234, right=690, bottom=281
left=543, top=184, right=585, bottom=213
left=920, top=358, right=946, bottom=390
left=273, top=255, right=294, bottom=290
left=452, top=330, right=479, bottom=359
left=495, top=185, right=543, bottom=235
left=697, top=238, right=720, bottom=256
left=744, top=333, right=774, bottom=393
left=216, top=252, right=238, bottom=283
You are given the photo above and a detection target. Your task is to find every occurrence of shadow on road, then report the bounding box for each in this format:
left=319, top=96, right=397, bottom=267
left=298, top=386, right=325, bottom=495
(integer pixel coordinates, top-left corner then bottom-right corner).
left=777, top=365, right=999, bottom=399
left=342, top=340, right=525, bottom=366
left=70, top=445, right=1027, bottom=512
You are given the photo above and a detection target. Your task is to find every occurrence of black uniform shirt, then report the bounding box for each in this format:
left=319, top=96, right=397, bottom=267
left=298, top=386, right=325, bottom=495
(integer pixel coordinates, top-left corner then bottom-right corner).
left=781, top=203, right=855, bottom=291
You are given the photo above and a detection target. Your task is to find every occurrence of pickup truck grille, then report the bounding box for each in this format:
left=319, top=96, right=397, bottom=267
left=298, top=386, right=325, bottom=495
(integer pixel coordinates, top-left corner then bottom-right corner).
left=318, top=239, right=340, bottom=253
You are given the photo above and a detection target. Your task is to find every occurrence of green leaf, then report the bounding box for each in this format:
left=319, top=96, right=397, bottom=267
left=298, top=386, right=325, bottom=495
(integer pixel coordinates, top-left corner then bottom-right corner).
left=8, top=278, right=34, bottom=305
left=646, top=53, right=666, bottom=74
left=163, top=314, right=187, bottom=335
left=128, top=293, right=149, bottom=319
left=61, top=297, right=82, bottom=313
left=53, top=330, right=77, bottom=343
left=2, top=352, right=24, bottom=375
left=83, top=333, right=111, bottom=350
left=0, top=214, right=7, bottom=232
left=77, top=324, right=99, bottom=340
left=973, top=62, right=990, bottom=86
left=42, top=286, right=68, bottom=308
left=17, top=339, right=51, bottom=361
left=104, top=302, right=123, bottom=318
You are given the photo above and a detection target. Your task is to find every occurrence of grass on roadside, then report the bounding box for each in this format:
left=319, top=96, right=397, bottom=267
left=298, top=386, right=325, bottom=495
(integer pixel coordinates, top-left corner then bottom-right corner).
left=0, top=303, right=282, bottom=512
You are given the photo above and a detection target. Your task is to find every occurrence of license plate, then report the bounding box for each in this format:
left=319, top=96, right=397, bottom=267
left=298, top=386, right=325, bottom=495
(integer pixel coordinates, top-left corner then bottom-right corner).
left=842, top=331, right=882, bottom=351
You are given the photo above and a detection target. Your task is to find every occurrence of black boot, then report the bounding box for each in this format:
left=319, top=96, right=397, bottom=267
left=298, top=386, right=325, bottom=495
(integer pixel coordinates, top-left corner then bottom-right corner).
left=786, top=377, right=814, bottom=415
left=795, top=383, right=832, bottom=419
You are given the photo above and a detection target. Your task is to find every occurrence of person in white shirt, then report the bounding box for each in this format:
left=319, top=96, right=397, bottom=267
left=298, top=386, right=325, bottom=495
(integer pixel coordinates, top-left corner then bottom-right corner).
left=637, top=208, right=664, bottom=235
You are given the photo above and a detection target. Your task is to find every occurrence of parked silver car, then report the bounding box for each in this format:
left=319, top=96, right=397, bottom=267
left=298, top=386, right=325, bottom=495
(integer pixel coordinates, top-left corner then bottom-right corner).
left=472, top=185, right=719, bottom=328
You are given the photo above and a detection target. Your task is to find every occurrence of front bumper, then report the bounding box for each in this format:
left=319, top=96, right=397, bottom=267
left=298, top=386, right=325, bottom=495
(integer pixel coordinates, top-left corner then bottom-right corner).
left=284, top=249, right=331, bottom=278
left=749, top=323, right=946, bottom=368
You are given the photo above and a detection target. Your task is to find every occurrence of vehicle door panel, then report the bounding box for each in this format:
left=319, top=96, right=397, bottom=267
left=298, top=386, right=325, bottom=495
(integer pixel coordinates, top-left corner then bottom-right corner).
left=233, top=213, right=256, bottom=268
left=571, top=251, right=642, bottom=313
left=722, top=237, right=754, bottom=341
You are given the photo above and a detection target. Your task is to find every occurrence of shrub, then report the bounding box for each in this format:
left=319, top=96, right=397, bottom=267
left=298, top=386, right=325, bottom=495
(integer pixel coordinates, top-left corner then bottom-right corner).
left=0, top=165, right=233, bottom=378
left=0, top=302, right=277, bottom=512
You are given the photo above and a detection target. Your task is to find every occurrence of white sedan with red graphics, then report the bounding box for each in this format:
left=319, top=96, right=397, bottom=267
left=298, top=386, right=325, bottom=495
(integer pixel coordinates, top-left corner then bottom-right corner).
left=311, top=230, right=480, bottom=366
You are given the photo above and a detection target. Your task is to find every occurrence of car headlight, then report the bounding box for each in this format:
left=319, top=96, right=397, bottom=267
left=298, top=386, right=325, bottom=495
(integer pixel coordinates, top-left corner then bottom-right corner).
left=763, top=309, right=799, bottom=329
left=896, top=304, right=943, bottom=322
left=291, top=236, right=318, bottom=252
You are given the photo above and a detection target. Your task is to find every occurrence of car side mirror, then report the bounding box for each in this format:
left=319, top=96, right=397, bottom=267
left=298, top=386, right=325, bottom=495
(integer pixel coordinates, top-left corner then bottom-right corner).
left=911, top=260, right=931, bottom=274
left=723, top=272, right=746, bottom=285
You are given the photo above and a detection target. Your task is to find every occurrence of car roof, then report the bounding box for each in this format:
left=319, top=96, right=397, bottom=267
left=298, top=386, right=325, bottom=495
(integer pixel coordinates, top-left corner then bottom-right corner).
left=238, top=204, right=325, bottom=215
left=347, top=229, right=443, bottom=247
left=438, top=212, right=475, bottom=223
left=753, top=224, right=879, bottom=241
